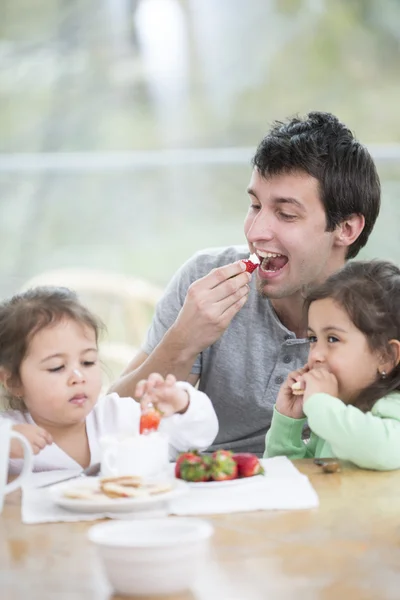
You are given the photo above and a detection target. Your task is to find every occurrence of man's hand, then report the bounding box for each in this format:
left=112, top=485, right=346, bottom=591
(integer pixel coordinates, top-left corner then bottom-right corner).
left=301, top=368, right=339, bottom=403
left=135, top=372, right=190, bottom=416
left=11, top=424, right=52, bottom=458
left=275, top=366, right=310, bottom=419
left=172, top=261, right=251, bottom=355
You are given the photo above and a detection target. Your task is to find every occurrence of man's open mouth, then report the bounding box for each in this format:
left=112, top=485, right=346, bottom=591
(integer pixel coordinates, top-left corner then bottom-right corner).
left=257, top=251, right=288, bottom=273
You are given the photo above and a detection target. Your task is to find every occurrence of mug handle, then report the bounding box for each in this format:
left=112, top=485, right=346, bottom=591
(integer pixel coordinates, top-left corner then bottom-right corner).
left=102, top=446, right=118, bottom=476
left=5, top=431, right=33, bottom=494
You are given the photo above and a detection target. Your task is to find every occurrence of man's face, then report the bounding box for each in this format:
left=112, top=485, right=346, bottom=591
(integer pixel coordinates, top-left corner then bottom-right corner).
left=244, top=168, right=340, bottom=299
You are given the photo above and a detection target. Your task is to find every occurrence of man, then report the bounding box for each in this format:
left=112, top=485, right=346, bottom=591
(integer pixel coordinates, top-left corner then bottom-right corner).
left=111, top=112, right=381, bottom=455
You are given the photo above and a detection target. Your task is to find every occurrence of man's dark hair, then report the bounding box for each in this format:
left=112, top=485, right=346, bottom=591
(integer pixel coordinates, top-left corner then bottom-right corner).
left=252, top=111, right=381, bottom=259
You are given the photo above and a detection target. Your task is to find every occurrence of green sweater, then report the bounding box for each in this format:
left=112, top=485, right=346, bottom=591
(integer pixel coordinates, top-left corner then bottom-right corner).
left=265, top=392, right=400, bottom=471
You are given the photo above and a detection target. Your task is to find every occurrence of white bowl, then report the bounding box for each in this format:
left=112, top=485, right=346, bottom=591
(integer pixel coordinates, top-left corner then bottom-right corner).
left=88, top=517, right=214, bottom=596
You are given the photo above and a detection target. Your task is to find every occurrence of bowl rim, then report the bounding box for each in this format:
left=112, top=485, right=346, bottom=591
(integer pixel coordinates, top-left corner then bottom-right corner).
left=87, top=517, right=214, bottom=548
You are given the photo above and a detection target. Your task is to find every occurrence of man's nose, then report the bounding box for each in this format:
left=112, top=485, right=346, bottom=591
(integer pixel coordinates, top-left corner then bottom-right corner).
left=246, top=210, right=275, bottom=242
left=68, top=368, right=85, bottom=384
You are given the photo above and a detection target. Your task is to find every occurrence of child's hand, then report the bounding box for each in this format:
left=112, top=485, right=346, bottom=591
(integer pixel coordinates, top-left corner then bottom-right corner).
left=301, top=368, right=339, bottom=403
left=275, top=366, right=309, bottom=419
left=11, top=424, right=52, bottom=458
left=135, top=373, right=190, bottom=417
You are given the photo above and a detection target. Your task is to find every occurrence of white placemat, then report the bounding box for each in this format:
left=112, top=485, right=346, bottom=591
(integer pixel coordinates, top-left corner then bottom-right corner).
left=21, top=457, right=318, bottom=524
left=169, top=456, right=319, bottom=515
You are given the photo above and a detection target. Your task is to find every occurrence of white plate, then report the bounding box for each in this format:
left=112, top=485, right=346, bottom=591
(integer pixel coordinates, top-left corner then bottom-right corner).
left=48, top=477, right=188, bottom=513
left=184, top=474, right=265, bottom=489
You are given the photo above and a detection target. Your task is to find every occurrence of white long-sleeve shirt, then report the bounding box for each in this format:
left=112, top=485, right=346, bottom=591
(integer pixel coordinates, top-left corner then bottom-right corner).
left=1, top=383, right=218, bottom=474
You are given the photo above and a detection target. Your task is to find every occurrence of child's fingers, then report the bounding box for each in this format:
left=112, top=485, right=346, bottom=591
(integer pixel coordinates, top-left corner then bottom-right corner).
left=135, top=380, right=156, bottom=399
left=31, top=441, right=45, bottom=455
left=37, top=427, right=52, bottom=445
left=151, top=399, right=168, bottom=412
left=134, top=379, right=147, bottom=398
left=286, top=370, right=303, bottom=385
left=140, top=391, right=154, bottom=409
left=146, top=373, right=165, bottom=388
left=294, top=365, right=309, bottom=378
left=31, top=434, right=48, bottom=453
left=165, top=374, right=177, bottom=387
left=139, top=399, right=148, bottom=412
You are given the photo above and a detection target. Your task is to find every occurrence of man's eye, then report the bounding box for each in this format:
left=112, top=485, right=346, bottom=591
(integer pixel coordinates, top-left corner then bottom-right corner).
left=48, top=366, right=64, bottom=372
left=279, top=212, right=297, bottom=221
left=328, top=336, right=339, bottom=343
left=308, top=335, right=317, bottom=343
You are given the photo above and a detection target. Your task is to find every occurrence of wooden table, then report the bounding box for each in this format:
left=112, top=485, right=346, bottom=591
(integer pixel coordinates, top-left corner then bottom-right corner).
left=1, top=460, right=400, bottom=600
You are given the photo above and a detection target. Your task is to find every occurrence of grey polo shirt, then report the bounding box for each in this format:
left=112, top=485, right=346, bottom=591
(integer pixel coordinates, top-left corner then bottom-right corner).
left=142, top=245, right=309, bottom=455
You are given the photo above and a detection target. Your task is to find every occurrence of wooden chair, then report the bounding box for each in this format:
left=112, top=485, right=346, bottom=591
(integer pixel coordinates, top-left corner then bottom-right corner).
left=20, top=268, right=163, bottom=387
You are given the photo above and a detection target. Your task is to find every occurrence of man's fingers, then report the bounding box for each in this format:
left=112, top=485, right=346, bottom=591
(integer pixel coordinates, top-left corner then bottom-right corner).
left=213, top=293, right=248, bottom=329
left=212, top=272, right=251, bottom=303
left=208, top=261, right=247, bottom=288
left=193, top=264, right=250, bottom=303
left=218, top=283, right=250, bottom=316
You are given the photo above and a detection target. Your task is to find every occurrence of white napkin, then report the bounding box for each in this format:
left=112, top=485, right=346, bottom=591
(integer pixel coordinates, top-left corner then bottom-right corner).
left=169, top=457, right=319, bottom=515
left=21, top=470, right=168, bottom=524
left=21, top=458, right=318, bottom=524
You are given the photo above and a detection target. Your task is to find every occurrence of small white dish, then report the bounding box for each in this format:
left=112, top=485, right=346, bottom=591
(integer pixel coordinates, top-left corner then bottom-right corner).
left=48, top=477, right=188, bottom=513
left=88, top=517, right=214, bottom=595
left=185, top=474, right=265, bottom=488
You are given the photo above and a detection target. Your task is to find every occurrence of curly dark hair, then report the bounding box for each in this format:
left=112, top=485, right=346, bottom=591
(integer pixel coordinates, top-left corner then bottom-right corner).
left=252, top=111, right=381, bottom=259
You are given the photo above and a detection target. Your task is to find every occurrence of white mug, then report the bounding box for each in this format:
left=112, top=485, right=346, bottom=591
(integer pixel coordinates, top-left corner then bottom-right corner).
left=100, top=432, right=169, bottom=480
left=1, top=420, right=33, bottom=513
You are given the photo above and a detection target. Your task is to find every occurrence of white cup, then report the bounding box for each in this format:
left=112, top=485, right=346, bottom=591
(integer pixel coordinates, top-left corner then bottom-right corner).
left=1, top=420, right=33, bottom=513
left=100, top=432, right=169, bottom=480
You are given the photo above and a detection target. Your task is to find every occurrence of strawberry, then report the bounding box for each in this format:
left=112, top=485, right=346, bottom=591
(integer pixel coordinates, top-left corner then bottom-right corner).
left=232, top=453, right=264, bottom=478
left=139, top=406, right=162, bottom=434
left=241, top=253, right=260, bottom=274
left=175, top=451, right=195, bottom=478
left=176, top=451, right=211, bottom=482
left=210, top=450, right=238, bottom=481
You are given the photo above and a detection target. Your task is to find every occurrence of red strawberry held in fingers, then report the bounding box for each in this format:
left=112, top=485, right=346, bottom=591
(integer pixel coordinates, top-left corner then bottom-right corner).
left=232, top=453, right=264, bottom=478
left=211, top=450, right=238, bottom=481
left=176, top=451, right=211, bottom=482
left=139, top=406, right=162, bottom=434
left=242, top=253, right=260, bottom=274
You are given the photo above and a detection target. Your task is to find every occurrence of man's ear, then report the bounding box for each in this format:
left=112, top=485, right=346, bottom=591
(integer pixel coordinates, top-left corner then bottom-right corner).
left=334, top=214, right=365, bottom=249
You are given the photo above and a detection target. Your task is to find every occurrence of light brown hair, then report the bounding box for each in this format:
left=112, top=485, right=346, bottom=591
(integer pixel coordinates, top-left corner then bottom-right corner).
left=0, top=286, right=104, bottom=411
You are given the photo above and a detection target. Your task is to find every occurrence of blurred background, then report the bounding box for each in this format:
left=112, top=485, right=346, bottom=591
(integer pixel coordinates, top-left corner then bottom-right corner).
left=1, top=0, right=400, bottom=380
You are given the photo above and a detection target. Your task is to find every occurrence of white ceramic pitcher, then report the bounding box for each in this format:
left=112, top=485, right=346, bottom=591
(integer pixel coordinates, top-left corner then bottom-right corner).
left=0, top=420, right=33, bottom=513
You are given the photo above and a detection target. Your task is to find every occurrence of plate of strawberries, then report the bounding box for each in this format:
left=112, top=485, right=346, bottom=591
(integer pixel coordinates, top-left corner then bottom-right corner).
left=174, top=450, right=265, bottom=487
